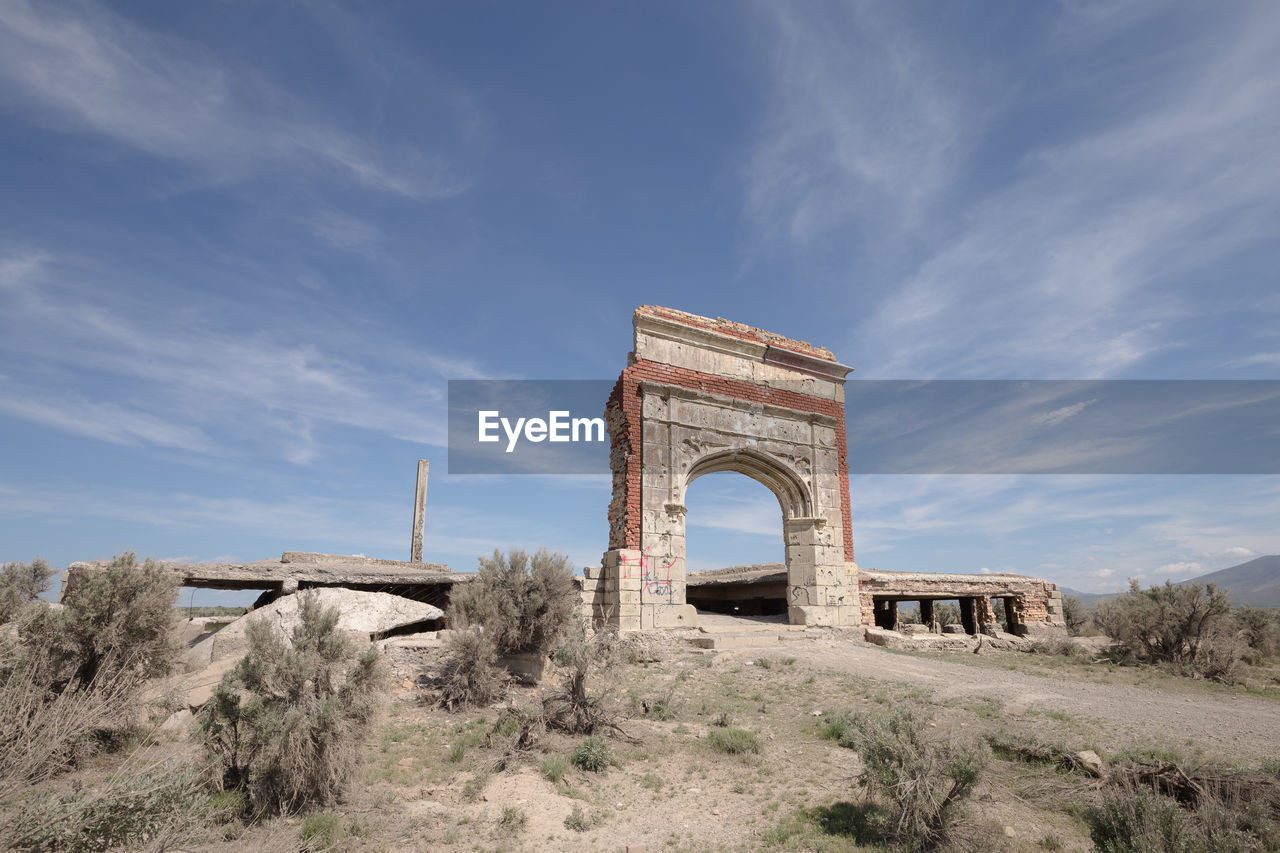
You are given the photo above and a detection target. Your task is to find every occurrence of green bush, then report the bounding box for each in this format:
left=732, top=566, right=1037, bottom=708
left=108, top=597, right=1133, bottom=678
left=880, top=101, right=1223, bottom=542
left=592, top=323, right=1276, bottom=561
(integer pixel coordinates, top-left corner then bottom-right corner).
left=25, top=552, right=178, bottom=686
left=437, top=627, right=507, bottom=711
left=448, top=548, right=577, bottom=656
left=200, top=591, right=386, bottom=817
left=570, top=736, right=612, bottom=773
left=707, top=727, right=760, bottom=755
left=0, top=552, right=175, bottom=789
left=0, top=558, right=53, bottom=623
left=1234, top=606, right=1280, bottom=661
left=844, top=707, right=986, bottom=852
left=816, top=710, right=857, bottom=747
left=932, top=601, right=961, bottom=628
left=1094, top=580, right=1232, bottom=670
left=301, top=811, right=345, bottom=851
left=540, top=754, right=569, bottom=783
left=498, top=806, right=528, bottom=834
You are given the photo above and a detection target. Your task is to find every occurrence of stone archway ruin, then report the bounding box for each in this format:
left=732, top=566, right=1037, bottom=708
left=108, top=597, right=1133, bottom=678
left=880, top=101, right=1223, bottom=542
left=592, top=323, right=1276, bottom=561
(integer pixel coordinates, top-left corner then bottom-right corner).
left=585, top=306, right=860, bottom=630
left=580, top=305, right=1069, bottom=637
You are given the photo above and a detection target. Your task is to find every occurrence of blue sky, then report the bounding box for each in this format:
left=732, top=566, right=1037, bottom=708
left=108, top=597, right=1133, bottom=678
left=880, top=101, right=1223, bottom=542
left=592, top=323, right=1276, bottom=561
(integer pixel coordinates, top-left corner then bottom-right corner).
left=1, top=1, right=1278, bottom=603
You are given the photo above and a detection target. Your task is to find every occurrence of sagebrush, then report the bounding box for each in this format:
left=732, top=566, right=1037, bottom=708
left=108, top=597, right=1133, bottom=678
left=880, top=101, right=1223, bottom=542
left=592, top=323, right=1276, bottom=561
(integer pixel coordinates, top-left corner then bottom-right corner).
left=542, top=619, right=624, bottom=735
left=23, top=552, right=178, bottom=686
left=1094, top=580, right=1237, bottom=680
left=448, top=548, right=577, bottom=656
left=0, top=558, right=53, bottom=624
left=1087, top=780, right=1279, bottom=852
left=437, top=627, right=507, bottom=711
left=843, top=706, right=986, bottom=851
left=0, top=552, right=175, bottom=789
left=1, top=756, right=209, bottom=852
left=200, top=591, right=386, bottom=817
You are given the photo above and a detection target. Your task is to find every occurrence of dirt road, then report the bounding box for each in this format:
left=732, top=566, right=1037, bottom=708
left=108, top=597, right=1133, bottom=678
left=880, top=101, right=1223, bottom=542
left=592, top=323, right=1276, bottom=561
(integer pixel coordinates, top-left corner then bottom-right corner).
left=735, top=638, right=1280, bottom=762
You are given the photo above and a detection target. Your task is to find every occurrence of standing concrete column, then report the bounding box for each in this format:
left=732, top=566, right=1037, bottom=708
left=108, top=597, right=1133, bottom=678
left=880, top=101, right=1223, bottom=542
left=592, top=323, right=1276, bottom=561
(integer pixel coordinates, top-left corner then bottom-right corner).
left=410, top=459, right=429, bottom=563
left=919, top=599, right=935, bottom=629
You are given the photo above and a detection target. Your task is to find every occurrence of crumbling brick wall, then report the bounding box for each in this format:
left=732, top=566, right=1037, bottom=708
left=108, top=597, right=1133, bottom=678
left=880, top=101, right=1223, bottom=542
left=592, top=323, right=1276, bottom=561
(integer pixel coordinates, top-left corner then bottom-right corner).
left=605, top=358, right=854, bottom=564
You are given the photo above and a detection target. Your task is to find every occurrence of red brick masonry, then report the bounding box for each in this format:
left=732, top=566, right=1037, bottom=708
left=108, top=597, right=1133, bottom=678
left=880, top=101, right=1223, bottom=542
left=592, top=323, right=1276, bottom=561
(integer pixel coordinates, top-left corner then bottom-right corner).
left=606, top=358, right=855, bottom=563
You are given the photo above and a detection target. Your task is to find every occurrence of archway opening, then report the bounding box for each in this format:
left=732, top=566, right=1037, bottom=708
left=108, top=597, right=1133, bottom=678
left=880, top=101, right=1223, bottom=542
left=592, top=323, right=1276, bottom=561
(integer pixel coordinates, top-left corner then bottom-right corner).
left=890, top=598, right=975, bottom=635
left=682, top=471, right=788, bottom=619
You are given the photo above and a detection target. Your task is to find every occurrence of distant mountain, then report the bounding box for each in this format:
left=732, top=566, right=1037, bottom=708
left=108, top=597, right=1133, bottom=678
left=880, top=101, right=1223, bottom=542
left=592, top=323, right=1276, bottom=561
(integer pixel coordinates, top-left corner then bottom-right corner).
left=1061, top=555, right=1280, bottom=609
left=1179, top=555, right=1280, bottom=608
left=1059, top=587, right=1120, bottom=608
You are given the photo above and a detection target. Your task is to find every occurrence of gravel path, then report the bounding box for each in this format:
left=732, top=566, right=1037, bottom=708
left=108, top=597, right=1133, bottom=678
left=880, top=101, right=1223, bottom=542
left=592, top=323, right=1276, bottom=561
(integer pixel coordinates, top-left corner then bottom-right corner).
left=762, top=639, right=1280, bottom=762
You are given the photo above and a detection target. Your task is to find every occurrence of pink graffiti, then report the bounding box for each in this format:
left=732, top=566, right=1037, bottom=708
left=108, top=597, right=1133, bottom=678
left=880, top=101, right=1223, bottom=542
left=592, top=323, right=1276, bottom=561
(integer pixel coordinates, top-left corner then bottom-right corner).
left=620, top=547, right=677, bottom=601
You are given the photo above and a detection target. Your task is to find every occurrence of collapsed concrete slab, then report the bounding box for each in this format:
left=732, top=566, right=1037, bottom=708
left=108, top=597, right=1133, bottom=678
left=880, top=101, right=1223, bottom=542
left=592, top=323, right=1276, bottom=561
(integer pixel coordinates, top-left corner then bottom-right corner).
left=62, top=551, right=465, bottom=608
left=185, top=588, right=444, bottom=670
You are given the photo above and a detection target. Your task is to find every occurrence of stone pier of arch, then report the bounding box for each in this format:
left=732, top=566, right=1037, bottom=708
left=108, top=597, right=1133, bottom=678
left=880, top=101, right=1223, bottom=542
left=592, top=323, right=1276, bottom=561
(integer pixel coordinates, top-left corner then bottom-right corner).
left=580, top=306, right=1067, bottom=637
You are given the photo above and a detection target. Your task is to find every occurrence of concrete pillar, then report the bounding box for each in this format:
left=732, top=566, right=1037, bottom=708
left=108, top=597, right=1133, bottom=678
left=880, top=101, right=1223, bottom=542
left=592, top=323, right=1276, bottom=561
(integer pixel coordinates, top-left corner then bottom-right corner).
left=919, top=599, right=935, bottom=631
left=959, top=598, right=977, bottom=635
left=410, top=459, right=429, bottom=563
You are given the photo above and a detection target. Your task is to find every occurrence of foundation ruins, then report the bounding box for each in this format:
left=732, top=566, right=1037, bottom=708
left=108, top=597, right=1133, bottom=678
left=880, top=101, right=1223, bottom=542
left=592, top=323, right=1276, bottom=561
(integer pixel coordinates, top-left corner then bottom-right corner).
left=63, top=304, right=1066, bottom=643
left=583, top=305, right=1068, bottom=638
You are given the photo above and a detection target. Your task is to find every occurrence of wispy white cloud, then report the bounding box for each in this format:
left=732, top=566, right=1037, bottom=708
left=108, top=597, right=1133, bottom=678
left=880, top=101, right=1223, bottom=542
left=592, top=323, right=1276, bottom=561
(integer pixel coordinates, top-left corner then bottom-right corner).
left=1031, top=399, right=1098, bottom=427
left=1228, top=352, right=1280, bottom=369
left=748, top=3, right=1280, bottom=378
left=849, top=474, right=1280, bottom=590
left=1155, top=560, right=1204, bottom=580
left=0, top=384, right=213, bottom=452
left=746, top=1, right=976, bottom=246
left=0, top=0, right=486, bottom=200
left=0, top=248, right=482, bottom=459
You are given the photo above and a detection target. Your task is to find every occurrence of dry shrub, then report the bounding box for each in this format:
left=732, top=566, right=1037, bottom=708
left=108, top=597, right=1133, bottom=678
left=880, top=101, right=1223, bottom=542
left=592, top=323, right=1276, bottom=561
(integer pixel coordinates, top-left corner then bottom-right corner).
left=1234, top=607, right=1280, bottom=662
left=1029, top=637, right=1080, bottom=658
left=0, top=551, right=176, bottom=790
left=0, top=641, right=143, bottom=797
left=1062, top=595, right=1088, bottom=636
left=485, top=705, right=546, bottom=771
left=844, top=706, right=987, bottom=852
left=1094, top=580, right=1240, bottom=680
left=542, top=621, right=628, bottom=737
left=200, top=591, right=386, bottom=817
left=0, top=558, right=54, bottom=624
left=1087, top=779, right=1279, bottom=852
left=437, top=627, right=507, bottom=711
left=24, top=552, right=179, bottom=686
left=448, top=548, right=577, bottom=657
left=1, top=754, right=209, bottom=852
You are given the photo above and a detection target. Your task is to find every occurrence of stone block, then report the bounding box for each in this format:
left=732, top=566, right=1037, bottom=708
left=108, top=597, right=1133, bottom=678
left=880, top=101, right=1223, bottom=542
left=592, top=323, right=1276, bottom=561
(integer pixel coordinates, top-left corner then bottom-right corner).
left=641, top=604, right=697, bottom=629
left=788, top=604, right=839, bottom=627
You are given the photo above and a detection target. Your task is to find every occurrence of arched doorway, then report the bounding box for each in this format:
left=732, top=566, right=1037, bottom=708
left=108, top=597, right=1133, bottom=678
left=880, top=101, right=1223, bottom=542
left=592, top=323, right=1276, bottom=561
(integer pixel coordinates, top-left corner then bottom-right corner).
left=591, top=305, right=859, bottom=630
left=682, top=470, right=787, bottom=617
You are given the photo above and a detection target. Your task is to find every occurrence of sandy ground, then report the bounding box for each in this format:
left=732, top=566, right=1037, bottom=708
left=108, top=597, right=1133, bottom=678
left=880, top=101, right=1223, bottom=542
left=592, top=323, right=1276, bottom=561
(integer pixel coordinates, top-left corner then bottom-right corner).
left=759, top=637, right=1280, bottom=763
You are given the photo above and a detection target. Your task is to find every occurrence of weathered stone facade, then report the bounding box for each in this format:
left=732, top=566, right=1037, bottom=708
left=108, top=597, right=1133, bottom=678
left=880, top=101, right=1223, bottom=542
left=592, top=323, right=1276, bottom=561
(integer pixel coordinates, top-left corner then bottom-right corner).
left=857, top=569, right=1065, bottom=637
left=587, top=306, right=858, bottom=630
left=584, top=306, right=1067, bottom=636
